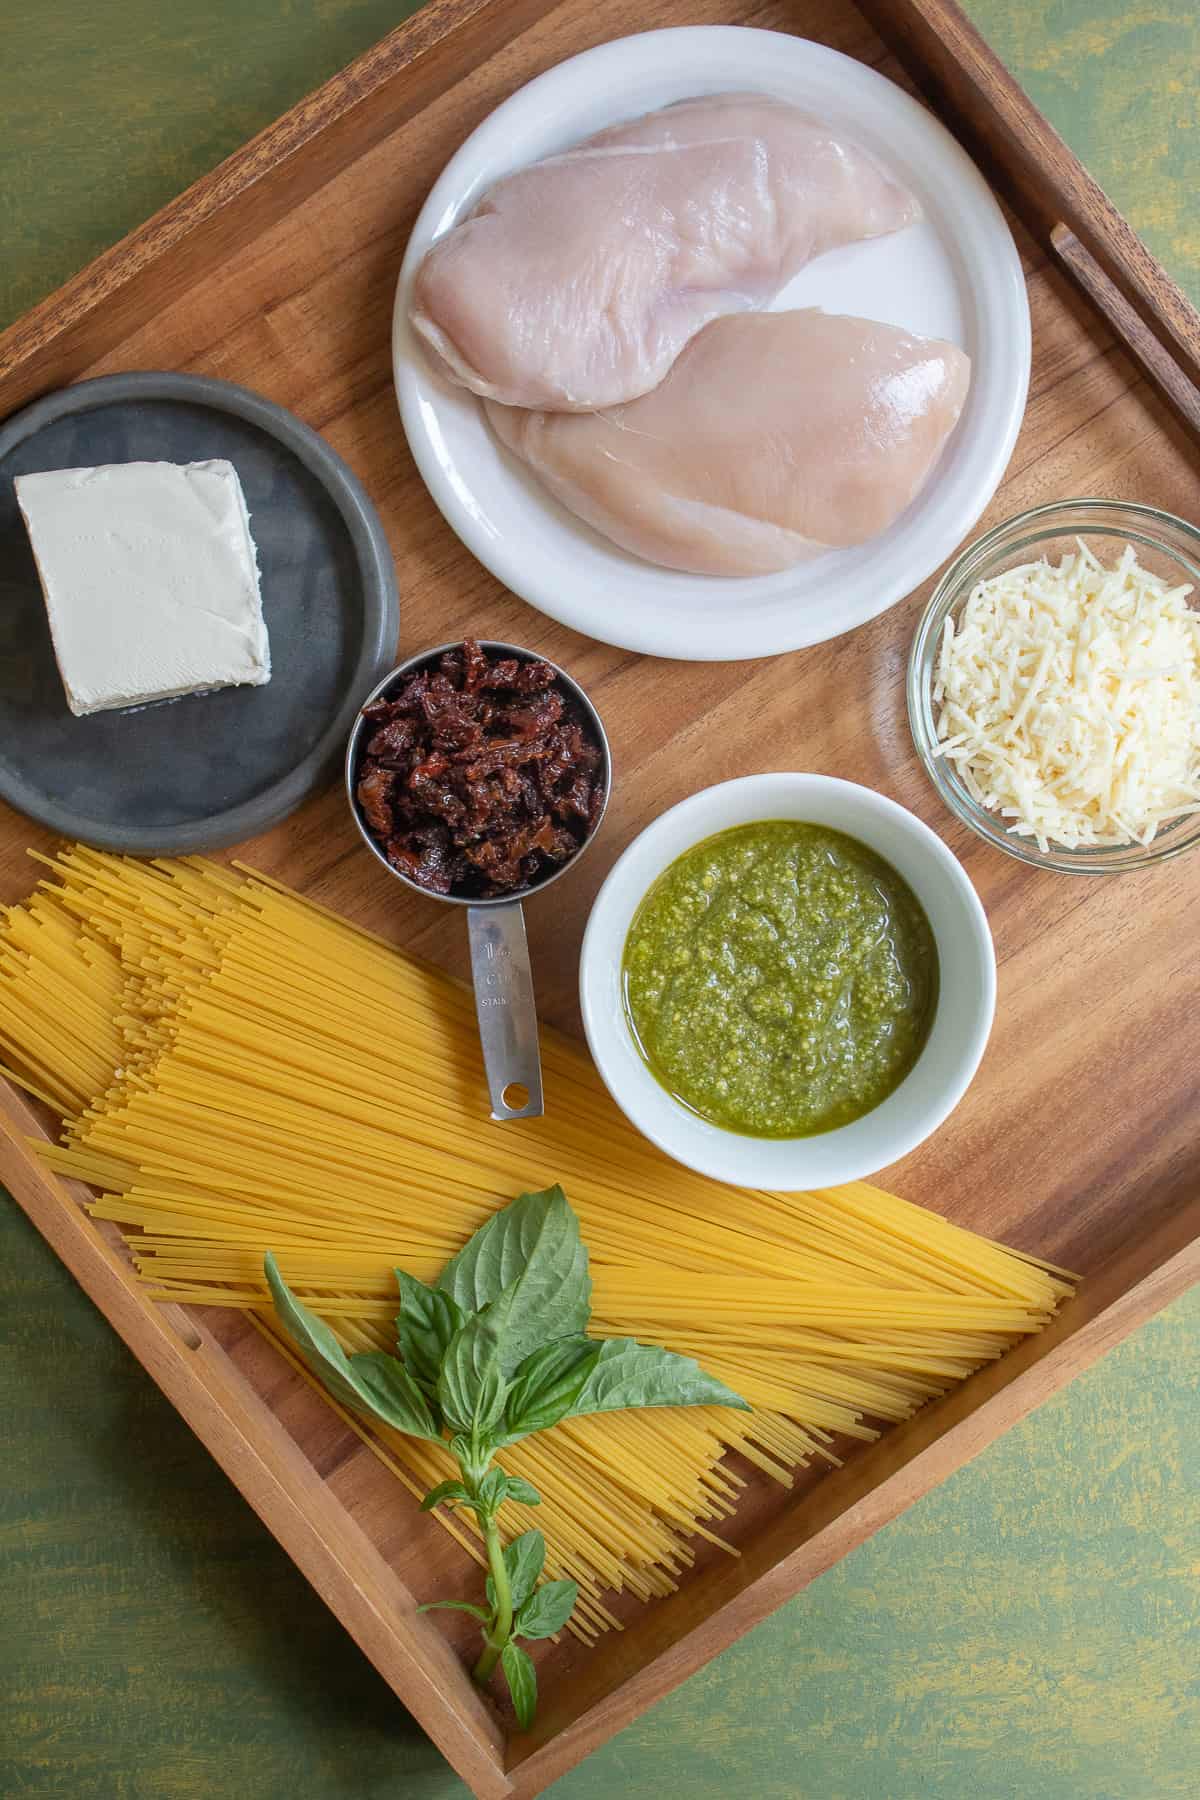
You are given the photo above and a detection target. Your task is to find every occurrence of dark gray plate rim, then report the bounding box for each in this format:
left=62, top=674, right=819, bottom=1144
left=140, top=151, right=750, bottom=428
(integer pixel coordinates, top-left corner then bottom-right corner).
left=0, top=370, right=399, bottom=853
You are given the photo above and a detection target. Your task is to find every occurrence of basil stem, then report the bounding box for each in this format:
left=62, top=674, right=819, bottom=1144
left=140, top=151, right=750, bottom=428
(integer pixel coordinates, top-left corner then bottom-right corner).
left=472, top=1504, right=512, bottom=1686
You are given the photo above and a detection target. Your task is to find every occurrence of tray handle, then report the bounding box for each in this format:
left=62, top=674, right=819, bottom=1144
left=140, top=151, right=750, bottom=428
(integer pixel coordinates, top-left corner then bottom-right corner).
left=859, top=0, right=1200, bottom=440
left=1049, top=225, right=1200, bottom=441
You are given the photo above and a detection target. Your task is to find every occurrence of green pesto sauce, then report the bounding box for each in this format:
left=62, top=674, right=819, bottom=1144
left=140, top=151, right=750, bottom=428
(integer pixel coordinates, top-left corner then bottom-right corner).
left=622, top=821, right=938, bottom=1138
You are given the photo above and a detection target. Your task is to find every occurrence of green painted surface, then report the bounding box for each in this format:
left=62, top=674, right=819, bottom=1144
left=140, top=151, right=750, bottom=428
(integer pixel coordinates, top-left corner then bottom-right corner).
left=1, top=2, right=1198, bottom=1794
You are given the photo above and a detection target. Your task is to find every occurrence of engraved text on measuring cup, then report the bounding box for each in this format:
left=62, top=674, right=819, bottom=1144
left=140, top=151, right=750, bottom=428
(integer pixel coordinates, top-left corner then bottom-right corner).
left=479, top=938, right=513, bottom=1007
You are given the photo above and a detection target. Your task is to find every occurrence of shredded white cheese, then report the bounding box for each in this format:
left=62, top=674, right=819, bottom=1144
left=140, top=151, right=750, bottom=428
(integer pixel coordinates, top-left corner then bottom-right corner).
left=932, top=540, right=1200, bottom=852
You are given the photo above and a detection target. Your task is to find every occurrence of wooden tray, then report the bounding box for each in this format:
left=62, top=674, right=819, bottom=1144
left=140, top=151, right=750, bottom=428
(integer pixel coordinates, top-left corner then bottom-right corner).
left=2, top=1, right=1198, bottom=1795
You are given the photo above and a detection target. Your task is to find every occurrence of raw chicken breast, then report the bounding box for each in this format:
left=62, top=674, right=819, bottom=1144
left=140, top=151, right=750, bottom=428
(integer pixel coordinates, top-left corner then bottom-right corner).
left=484, top=311, right=971, bottom=577
left=411, top=95, right=919, bottom=410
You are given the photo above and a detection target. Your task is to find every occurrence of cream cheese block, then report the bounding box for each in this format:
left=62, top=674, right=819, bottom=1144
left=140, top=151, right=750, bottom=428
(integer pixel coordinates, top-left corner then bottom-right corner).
left=15, top=458, right=271, bottom=717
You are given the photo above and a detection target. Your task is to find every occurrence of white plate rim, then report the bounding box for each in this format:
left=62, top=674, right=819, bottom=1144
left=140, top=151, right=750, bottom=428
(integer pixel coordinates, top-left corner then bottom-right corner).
left=393, top=25, right=1031, bottom=661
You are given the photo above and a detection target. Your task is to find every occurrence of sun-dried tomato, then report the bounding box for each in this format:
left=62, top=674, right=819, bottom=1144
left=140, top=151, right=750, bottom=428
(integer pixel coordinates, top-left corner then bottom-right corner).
left=356, top=766, right=397, bottom=837
left=355, top=641, right=604, bottom=898
left=497, top=690, right=564, bottom=740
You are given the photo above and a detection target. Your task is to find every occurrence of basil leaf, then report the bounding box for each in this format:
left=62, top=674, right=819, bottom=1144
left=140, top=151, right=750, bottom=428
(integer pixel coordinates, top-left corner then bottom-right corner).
left=501, top=1474, right=541, bottom=1507
left=417, top=1599, right=491, bottom=1622
left=437, top=1292, right=514, bottom=1437
left=567, top=1338, right=750, bottom=1417
left=349, top=1351, right=446, bottom=1435
left=438, top=1187, right=569, bottom=1311
left=515, top=1578, right=577, bottom=1641
left=438, top=1187, right=591, bottom=1372
left=498, top=1336, right=602, bottom=1443
left=475, top=1468, right=509, bottom=1515
left=265, top=1253, right=441, bottom=1439
left=500, top=1641, right=537, bottom=1731
left=503, top=1530, right=545, bottom=1612
left=445, top=1358, right=505, bottom=1440
left=420, top=1480, right=471, bottom=1513
left=396, top=1271, right=465, bottom=1396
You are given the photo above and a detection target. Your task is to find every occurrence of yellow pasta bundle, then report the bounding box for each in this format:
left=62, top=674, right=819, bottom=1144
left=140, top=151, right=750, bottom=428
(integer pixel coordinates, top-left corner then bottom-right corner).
left=0, top=846, right=1073, bottom=1637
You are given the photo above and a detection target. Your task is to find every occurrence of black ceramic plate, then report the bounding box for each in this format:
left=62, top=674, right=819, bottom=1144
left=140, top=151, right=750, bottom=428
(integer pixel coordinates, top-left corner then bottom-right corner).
left=0, top=371, right=398, bottom=852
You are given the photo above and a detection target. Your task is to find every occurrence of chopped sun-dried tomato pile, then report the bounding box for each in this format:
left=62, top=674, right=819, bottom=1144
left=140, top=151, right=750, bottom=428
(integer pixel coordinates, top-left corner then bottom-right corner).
left=355, top=639, right=605, bottom=897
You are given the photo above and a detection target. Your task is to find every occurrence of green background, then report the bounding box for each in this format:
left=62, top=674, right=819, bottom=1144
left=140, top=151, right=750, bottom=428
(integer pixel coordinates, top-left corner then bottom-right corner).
left=2, top=2, right=1197, bottom=1794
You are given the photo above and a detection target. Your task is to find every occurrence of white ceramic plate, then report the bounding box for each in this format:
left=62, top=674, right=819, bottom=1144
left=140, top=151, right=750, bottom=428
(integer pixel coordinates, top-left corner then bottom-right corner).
left=394, top=26, right=1030, bottom=662
left=579, top=775, right=996, bottom=1187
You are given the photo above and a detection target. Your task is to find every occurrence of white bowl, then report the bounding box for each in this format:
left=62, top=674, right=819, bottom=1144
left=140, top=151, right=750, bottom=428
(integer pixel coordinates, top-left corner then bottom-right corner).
left=579, top=775, right=995, bottom=1187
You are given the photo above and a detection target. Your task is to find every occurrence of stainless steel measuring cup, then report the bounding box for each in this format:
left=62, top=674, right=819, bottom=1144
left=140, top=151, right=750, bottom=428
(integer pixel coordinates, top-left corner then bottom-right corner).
left=345, top=641, right=612, bottom=1122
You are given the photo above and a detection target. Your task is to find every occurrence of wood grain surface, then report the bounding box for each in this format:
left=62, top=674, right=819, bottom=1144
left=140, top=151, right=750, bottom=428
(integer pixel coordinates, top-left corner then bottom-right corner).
left=2, top=1, right=1198, bottom=1796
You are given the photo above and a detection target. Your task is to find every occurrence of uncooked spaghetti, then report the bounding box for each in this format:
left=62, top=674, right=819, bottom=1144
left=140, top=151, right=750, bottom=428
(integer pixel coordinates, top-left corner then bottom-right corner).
left=0, top=846, right=1073, bottom=1635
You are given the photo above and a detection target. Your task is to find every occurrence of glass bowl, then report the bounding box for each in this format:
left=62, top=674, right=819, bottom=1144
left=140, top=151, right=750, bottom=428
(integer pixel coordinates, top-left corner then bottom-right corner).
left=907, top=499, right=1200, bottom=874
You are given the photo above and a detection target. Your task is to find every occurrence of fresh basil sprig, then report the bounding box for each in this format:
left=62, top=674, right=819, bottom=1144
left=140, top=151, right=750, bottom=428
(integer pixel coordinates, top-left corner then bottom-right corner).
left=265, top=1185, right=746, bottom=1729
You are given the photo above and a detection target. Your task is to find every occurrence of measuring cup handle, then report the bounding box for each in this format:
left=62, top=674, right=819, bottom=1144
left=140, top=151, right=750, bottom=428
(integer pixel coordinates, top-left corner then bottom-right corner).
left=467, top=901, right=545, bottom=1121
